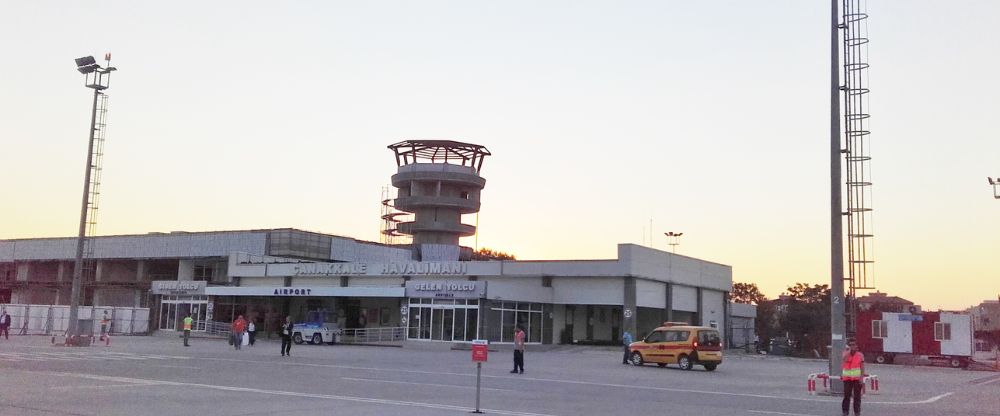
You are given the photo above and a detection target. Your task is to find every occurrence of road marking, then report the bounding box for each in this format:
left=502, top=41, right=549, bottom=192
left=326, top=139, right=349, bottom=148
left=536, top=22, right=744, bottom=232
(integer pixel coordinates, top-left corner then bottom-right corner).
left=185, top=356, right=955, bottom=406
left=342, top=377, right=515, bottom=392
left=748, top=411, right=820, bottom=416
left=868, top=392, right=953, bottom=405
left=32, top=370, right=555, bottom=416
left=970, top=374, right=1000, bottom=386
left=50, top=383, right=161, bottom=390
left=144, top=364, right=201, bottom=370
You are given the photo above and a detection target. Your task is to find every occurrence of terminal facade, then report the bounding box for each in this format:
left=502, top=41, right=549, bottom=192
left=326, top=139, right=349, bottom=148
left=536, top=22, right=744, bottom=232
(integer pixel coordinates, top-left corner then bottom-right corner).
left=1, top=141, right=743, bottom=345
left=0, top=228, right=735, bottom=345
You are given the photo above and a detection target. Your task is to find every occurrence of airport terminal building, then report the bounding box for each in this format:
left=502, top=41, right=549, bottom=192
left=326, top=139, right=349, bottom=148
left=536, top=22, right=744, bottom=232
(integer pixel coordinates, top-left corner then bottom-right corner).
left=0, top=141, right=740, bottom=345
left=0, top=229, right=732, bottom=345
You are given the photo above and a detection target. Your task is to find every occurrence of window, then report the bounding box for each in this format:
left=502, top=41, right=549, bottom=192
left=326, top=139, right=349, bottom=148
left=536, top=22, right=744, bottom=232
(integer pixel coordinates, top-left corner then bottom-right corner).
left=645, top=330, right=666, bottom=343
left=665, top=330, right=689, bottom=342
left=698, top=330, right=721, bottom=347
left=193, top=265, right=213, bottom=281
left=934, top=322, right=952, bottom=341
left=872, top=320, right=888, bottom=339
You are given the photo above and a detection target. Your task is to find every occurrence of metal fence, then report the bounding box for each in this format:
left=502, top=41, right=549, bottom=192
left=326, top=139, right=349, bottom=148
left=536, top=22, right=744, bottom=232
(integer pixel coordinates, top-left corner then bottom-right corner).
left=0, top=304, right=150, bottom=336
left=341, top=327, right=406, bottom=344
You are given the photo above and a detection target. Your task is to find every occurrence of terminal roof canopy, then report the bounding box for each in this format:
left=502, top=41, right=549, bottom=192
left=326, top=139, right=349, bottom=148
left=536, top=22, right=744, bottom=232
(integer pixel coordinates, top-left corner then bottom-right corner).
left=388, top=140, right=491, bottom=173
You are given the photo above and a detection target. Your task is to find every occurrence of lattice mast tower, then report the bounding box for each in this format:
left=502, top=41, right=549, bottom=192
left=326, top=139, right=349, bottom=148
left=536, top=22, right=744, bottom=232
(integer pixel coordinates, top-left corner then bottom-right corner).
left=841, top=0, right=877, bottom=338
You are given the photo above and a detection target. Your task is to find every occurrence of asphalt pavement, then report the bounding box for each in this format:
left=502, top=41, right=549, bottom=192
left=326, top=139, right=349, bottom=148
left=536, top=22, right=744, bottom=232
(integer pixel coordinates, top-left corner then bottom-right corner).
left=0, top=335, right=997, bottom=416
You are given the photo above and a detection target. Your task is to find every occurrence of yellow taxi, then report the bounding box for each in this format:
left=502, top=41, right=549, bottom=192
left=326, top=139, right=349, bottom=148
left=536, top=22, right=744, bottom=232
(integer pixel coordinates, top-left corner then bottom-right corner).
left=628, top=324, right=723, bottom=371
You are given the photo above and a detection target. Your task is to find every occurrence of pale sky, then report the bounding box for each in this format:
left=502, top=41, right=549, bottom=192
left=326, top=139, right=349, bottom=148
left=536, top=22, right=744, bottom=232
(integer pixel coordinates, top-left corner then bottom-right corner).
left=1, top=1, right=998, bottom=310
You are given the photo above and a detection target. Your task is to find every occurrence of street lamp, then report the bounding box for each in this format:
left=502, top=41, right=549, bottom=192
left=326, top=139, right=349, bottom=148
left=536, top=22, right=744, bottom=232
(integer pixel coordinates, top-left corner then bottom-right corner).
left=66, top=54, right=116, bottom=345
left=664, top=232, right=683, bottom=253
left=988, top=177, right=999, bottom=199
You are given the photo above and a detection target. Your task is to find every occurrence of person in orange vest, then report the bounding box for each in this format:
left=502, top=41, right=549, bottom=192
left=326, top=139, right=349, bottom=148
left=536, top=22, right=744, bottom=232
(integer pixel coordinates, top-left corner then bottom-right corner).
left=841, top=338, right=866, bottom=416
left=232, top=315, right=247, bottom=351
left=182, top=313, right=193, bottom=347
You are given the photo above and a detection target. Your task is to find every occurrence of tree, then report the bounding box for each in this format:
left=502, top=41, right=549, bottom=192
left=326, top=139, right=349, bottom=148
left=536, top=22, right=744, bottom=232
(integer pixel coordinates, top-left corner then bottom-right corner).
left=778, top=283, right=831, bottom=357
left=471, top=247, right=516, bottom=260
left=731, top=282, right=768, bottom=305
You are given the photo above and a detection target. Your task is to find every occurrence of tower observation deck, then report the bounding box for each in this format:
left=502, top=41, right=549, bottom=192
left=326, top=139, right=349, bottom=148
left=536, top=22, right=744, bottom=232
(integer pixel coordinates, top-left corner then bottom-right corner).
left=387, top=140, right=491, bottom=246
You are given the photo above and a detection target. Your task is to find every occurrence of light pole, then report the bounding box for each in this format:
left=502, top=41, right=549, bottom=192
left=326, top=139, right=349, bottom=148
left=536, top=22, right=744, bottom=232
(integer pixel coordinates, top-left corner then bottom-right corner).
left=988, top=177, right=1000, bottom=199
left=66, top=54, right=116, bottom=344
left=664, top=232, right=683, bottom=253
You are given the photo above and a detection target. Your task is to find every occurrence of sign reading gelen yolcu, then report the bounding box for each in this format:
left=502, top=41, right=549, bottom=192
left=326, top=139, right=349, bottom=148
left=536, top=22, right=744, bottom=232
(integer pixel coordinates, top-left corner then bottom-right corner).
left=405, top=281, right=486, bottom=299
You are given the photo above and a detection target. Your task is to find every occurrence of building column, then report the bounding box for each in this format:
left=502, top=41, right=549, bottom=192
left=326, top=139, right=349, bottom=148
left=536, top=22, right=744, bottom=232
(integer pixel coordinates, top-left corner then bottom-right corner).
left=177, top=259, right=195, bottom=281
left=623, top=276, right=637, bottom=340
left=664, top=282, right=673, bottom=323
left=16, top=263, right=30, bottom=281
left=55, top=262, right=68, bottom=304
left=695, top=287, right=703, bottom=326
left=92, top=261, right=105, bottom=306
left=14, top=263, right=31, bottom=304
left=135, top=261, right=147, bottom=307
left=723, top=292, right=731, bottom=347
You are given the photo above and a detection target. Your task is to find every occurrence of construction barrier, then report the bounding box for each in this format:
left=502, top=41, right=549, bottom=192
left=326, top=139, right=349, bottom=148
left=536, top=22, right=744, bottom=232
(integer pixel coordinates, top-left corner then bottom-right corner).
left=807, top=373, right=879, bottom=395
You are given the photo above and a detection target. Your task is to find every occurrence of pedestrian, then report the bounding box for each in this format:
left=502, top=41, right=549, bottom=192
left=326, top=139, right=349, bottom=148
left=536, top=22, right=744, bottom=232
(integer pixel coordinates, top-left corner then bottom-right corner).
left=100, top=311, right=110, bottom=341
left=248, top=318, right=256, bottom=346
left=0, top=309, right=10, bottom=340
left=622, top=329, right=634, bottom=364
left=232, top=315, right=247, bottom=351
left=842, top=338, right=866, bottom=416
left=182, top=313, right=193, bottom=347
left=280, top=316, right=294, bottom=357
left=510, top=326, right=525, bottom=374
left=753, top=334, right=760, bottom=353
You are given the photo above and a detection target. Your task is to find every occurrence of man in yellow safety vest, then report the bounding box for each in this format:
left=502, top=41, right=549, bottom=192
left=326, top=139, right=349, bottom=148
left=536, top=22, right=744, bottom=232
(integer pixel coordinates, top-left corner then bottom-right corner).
left=183, top=313, right=193, bottom=347
left=841, top=338, right=866, bottom=416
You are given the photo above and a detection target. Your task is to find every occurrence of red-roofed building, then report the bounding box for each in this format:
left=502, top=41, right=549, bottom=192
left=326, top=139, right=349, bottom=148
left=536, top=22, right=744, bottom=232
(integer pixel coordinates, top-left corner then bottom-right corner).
left=857, top=291, right=915, bottom=313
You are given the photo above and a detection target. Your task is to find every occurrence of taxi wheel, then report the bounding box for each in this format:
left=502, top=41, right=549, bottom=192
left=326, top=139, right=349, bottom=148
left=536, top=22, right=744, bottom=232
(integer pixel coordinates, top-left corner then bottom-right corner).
left=678, top=354, right=693, bottom=371
left=630, top=352, right=644, bottom=366
left=292, top=334, right=304, bottom=344
left=312, top=334, right=323, bottom=345
left=704, top=363, right=717, bottom=371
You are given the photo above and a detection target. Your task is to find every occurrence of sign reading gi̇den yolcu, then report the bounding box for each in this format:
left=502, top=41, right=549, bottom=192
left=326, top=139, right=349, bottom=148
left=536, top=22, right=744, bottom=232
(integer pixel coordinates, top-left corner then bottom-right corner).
left=150, top=280, right=206, bottom=295
left=404, top=281, right=486, bottom=299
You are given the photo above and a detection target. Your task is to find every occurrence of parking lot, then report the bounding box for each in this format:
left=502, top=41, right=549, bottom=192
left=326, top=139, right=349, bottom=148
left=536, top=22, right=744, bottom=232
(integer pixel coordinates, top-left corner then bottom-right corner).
left=0, top=335, right=997, bottom=416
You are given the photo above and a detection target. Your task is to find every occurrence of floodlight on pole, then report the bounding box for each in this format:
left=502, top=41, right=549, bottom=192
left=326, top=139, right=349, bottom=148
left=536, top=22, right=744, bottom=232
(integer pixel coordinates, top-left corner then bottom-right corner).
left=664, top=232, right=683, bottom=253
left=988, top=177, right=1000, bottom=199
left=66, top=53, right=116, bottom=345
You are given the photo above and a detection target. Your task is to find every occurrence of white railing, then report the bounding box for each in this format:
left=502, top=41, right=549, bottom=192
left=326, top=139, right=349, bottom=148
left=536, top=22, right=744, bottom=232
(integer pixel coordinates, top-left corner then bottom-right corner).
left=0, top=304, right=150, bottom=336
left=340, top=327, right=406, bottom=344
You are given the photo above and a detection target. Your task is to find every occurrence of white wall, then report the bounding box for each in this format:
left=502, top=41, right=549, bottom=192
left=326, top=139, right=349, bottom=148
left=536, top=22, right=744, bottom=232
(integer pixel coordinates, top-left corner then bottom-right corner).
left=500, top=260, right=621, bottom=277
left=617, top=244, right=731, bottom=292
left=883, top=312, right=913, bottom=353
left=349, top=276, right=406, bottom=287
left=940, top=313, right=972, bottom=356
left=552, top=277, right=623, bottom=305
left=330, top=238, right=413, bottom=263
left=701, top=289, right=725, bottom=341
left=0, top=231, right=268, bottom=261
left=290, top=276, right=344, bottom=287
left=481, top=276, right=552, bottom=304
left=672, top=285, right=698, bottom=312
left=636, top=279, right=666, bottom=308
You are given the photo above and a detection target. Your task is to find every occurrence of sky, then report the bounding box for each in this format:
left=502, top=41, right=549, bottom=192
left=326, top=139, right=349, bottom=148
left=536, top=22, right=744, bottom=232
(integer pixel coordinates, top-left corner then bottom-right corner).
left=1, top=1, right=998, bottom=310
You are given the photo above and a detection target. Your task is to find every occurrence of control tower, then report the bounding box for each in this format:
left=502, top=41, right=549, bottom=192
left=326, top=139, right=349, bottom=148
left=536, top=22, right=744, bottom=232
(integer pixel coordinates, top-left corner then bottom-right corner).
left=387, top=140, right=491, bottom=248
